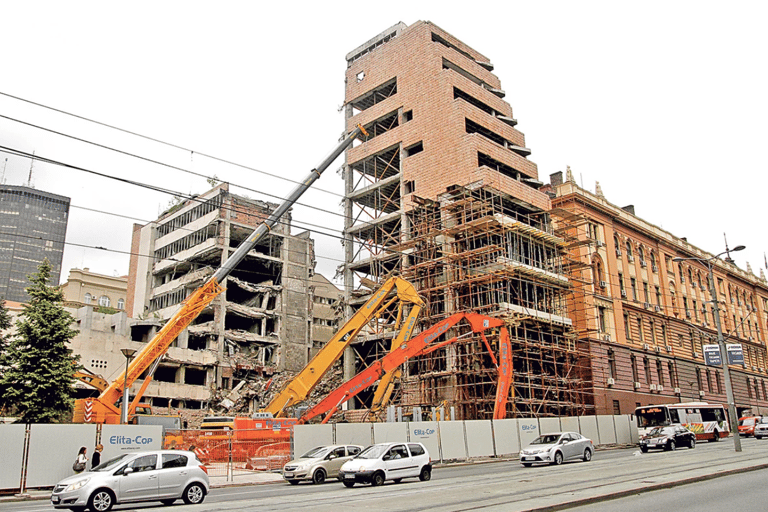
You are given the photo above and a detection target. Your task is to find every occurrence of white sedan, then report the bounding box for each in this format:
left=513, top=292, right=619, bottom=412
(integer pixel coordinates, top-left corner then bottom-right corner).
left=519, top=432, right=594, bottom=466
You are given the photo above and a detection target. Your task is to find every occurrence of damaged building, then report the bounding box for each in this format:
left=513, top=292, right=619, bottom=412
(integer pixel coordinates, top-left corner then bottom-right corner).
left=340, top=22, right=591, bottom=420
left=126, top=182, right=324, bottom=412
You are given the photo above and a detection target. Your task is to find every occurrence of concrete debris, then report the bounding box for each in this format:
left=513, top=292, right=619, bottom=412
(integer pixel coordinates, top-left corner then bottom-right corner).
left=226, top=302, right=276, bottom=319
left=227, top=276, right=281, bottom=294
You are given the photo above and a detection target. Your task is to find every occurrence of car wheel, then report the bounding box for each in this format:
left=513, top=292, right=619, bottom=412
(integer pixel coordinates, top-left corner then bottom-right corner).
left=343, top=481, right=355, bottom=488
left=161, top=499, right=176, bottom=506
left=312, top=469, right=326, bottom=485
left=689, top=437, right=696, bottom=449
left=419, top=466, right=432, bottom=482
left=182, top=483, right=206, bottom=505
left=756, top=435, right=763, bottom=440
left=667, top=441, right=676, bottom=451
left=288, top=480, right=300, bottom=485
left=640, top=446, right=648, bottom=453
left=583, top=449, right=592, bottom=462
left=710, top=431, right=720, bottom=442
left=88, top=489, right=114, bottom=512
left=393, top=478, right=403, bottom=483
left=553, top=451, right=563, bottom=465
left=371, top=471, right=385, bottom=487
left=522, top=463, right=532, bottom=467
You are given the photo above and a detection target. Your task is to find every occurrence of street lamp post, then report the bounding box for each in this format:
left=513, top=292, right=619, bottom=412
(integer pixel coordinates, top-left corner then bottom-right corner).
left=674, top=245, right=744, bottom=452
left=120, top=348, right=137, bottom=424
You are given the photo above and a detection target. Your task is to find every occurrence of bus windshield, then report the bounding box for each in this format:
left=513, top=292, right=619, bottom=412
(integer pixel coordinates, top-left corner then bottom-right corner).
left=636, top=407, right=669, bottom=428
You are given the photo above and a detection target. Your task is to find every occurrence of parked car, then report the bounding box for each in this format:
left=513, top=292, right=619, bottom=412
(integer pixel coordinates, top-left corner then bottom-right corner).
left=519, top=432, right=594, bottom=467
left=338, top=442, right=431, bottom=487
left=639, top=425, right=696, bottom=452
left=50, top=450, right=209, bottom=512
left=754, top=417, right=768, bottom=439
left=738, top=416, right=762, bottom=437
left=283, top=444, right=362, bottom=484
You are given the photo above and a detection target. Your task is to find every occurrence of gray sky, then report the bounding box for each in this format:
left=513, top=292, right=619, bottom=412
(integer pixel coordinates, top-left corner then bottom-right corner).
left=1, top=1, right=766, bottom=285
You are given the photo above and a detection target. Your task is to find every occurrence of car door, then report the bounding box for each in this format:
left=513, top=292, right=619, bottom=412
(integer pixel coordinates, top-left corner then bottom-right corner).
left=158, top=453, right=190, bottom=498
left=118, top=454, right=159, bottom=502
left=325, top=447, right=347, bottom=477
left=560, top=434, right=577, bottom=460
left=383, top=445, right=412, bottom=478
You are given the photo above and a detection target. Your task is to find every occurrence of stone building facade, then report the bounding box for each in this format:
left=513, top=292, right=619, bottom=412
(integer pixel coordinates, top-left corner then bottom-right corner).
left=61, top=268, right=128, bottom=311
left=547, top=171, right=768, bottom=416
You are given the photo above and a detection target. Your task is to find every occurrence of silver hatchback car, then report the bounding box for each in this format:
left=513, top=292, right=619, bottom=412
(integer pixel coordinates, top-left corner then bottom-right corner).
left=283, top=445, right=363, bottom=484
left=51, top=450, right=209, bottom=512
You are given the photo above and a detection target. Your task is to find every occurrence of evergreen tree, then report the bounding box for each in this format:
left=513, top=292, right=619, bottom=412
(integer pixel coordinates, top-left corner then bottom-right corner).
left=0, top=259, right=80, bottom=422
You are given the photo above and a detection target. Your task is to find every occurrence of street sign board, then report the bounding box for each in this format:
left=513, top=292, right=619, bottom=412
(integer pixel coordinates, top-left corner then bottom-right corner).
left=727, top=344, right=744, bottom=365
left=703, top=344, right=722, bottom=366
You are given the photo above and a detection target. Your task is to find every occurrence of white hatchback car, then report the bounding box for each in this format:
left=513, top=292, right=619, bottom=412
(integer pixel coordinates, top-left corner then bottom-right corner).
left=50, top=450, right=209, bottom=512
left=338, top=442, right=431, bottom=487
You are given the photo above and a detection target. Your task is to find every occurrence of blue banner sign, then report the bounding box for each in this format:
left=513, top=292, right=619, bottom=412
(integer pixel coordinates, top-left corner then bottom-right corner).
left=727, top=344, right=744, bottom=365
left=703, top=344, right=722, bottom=366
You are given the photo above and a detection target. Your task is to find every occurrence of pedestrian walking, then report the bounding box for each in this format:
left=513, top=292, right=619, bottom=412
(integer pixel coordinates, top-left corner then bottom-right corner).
left=73, top=447, right=87, bottom=473
left=91, top=444, right=103, bottom=468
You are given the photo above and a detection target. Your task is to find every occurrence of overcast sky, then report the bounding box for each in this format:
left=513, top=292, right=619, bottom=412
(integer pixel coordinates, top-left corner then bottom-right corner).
left=1, top=1, right=766, bottom=287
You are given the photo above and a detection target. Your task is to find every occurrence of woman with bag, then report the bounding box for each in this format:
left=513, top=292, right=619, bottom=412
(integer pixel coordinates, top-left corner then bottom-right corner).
left=73, top=447, right=87, bottom=473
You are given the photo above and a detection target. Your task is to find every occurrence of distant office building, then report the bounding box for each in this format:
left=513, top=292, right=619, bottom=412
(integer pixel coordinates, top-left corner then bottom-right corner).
left=0, top=185, right=70, bottom=302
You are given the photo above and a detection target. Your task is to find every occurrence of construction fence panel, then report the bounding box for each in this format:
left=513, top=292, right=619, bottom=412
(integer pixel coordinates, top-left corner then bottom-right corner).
left=336, top=423, right=373, bottom=448
left=409, top=421, right=440, bottom=459
left=596, top=415, right=617, bottom=445
left=464, top=420, right=494, bottom=458
left=578, top=416, right=600, bottom=444
left=614, top=415, right=633, bottom=445
left=517, top=418, right=540, bottom=449
left=560, top=416, right=580, bottom=434
left=372, top=422, right=408, bottom=444
left=0, top=425, right=26, bottom=490
left=492, top=419, right=521, bottom=456
left=167, top=428, right=291, bottom=479
left=437, top=421, right=467, bottom=461
left=294, top=424, right=332, bottom=459
left=26, top=424, right=97, bottom=488
left=539, top=417, right=560, bottom=436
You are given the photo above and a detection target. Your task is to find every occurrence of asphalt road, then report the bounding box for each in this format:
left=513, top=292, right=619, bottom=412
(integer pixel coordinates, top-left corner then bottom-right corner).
left=5, top=437, right=767, bottom=512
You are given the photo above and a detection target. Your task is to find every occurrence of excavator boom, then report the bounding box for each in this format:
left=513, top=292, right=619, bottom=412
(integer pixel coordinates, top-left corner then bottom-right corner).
left=299, top=312, right=513, bottom=424
left=263, top=276, right=423, bottom=417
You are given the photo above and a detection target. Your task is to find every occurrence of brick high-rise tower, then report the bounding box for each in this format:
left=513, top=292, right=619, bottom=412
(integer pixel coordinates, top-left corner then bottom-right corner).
left=341, top=22, right=589, bottom=419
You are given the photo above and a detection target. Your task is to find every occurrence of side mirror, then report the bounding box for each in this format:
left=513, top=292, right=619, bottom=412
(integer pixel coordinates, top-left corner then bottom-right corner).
left=327, top=454, right=337, bottom=460
left=123, top=467, right=134, bottom=475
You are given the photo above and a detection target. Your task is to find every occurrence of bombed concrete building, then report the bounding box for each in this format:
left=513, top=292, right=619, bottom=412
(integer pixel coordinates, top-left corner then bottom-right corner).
left=126, top=183, right=317, bottom=410
left=341, top=22, right=591, bottom=420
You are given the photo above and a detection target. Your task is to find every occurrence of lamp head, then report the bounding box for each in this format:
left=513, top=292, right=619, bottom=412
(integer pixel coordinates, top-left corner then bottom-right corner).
left=121, top=348, right=137, bottom=359
left=732, top=245, right=746, bottom=252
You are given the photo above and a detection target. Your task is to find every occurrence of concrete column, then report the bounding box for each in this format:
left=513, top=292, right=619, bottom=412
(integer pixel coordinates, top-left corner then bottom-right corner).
left=177, top=329, right=189, bottom=349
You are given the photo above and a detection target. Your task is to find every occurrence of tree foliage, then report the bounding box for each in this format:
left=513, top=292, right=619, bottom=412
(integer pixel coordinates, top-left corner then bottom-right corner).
left=0, top=259, right=80, bottom=422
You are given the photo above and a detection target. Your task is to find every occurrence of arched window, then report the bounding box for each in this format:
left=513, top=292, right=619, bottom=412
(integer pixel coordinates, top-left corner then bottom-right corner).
left=84, top=293, right=92, bottom=304
left=117, top=298, right=125, bottom=310
left=614, top=235, right=621, bottom=256
left=650, top=251, right=657, bottom=270
left=638, top=246, right=646, bottom=266
left=678, top=263, right=684, bottom=283
left=697, top=272, right=702, bottom=288
left=626, top=240, right=633, bottom=260
left=687, top=268, right=693, bottom=283
left=99, top=295, right=110, bottom=307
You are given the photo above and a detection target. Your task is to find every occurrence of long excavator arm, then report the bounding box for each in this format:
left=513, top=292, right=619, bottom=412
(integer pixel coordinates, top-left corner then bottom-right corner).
left=298, top=312, right=513, bottom=424
left=263, top=276, right=423, bottom=417
left=73, top=125, right=368, bottom=424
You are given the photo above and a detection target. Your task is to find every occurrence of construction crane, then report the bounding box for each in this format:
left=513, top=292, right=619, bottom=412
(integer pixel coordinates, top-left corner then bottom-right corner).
left=73, top=124, right=368, bottom=424
left=298, top=312, right=513, bottom=424
left=263, top=276, right=424, bottom=418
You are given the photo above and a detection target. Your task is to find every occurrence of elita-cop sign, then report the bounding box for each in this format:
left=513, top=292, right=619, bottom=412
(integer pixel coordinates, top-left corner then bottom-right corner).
left=101, top=425, right=163, bottom=456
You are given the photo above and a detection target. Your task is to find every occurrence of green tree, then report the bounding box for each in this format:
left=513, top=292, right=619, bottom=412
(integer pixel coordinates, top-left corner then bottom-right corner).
left=0, top=259, right=80, bottom=422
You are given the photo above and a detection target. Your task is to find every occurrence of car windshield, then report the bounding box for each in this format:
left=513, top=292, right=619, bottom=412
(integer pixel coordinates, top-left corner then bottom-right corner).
left=648, top=426, right=674, bottom=436
left=93, top=454, right=131, bottom=472
left=300, top=446, right=331, bottom=459
left=760, top=418, right=768, bottom=424
left=530, top=434, right=561, bottom=445
left=740, top=418, right=756, bottom=426
left=356, top=445, right=389, bottom=459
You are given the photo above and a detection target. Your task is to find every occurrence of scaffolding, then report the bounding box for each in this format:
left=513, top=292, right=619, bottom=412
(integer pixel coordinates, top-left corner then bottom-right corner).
left=343, top=180, right=594, bottom=419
